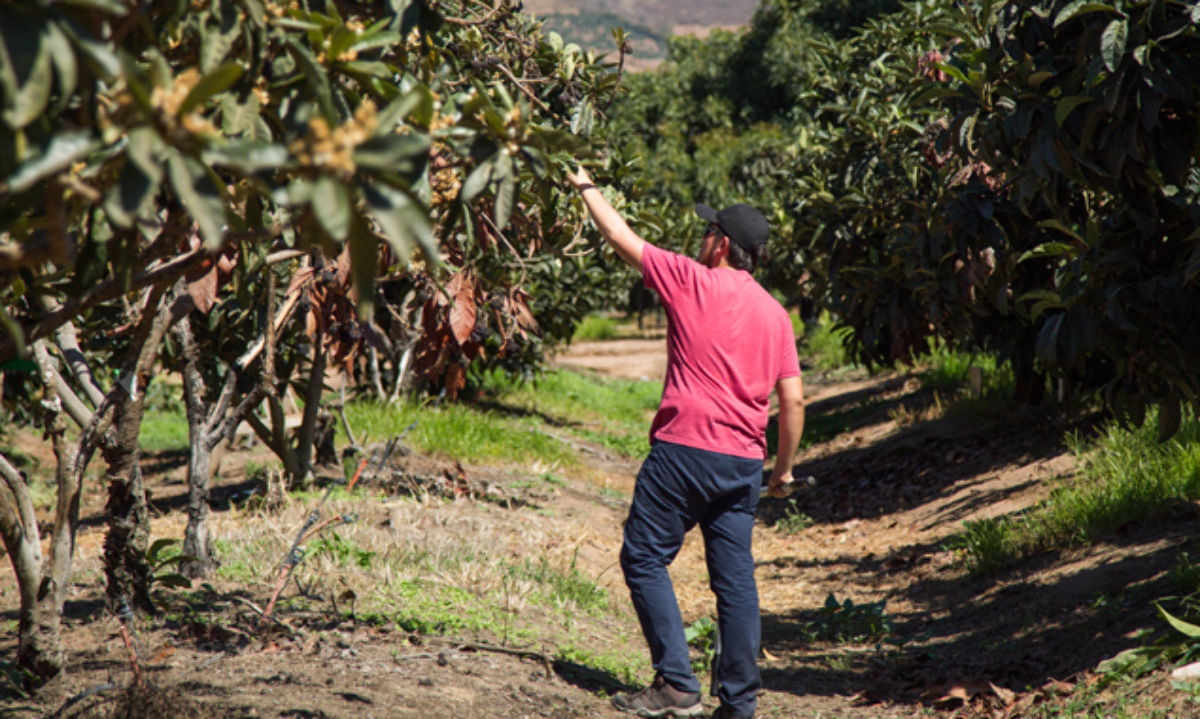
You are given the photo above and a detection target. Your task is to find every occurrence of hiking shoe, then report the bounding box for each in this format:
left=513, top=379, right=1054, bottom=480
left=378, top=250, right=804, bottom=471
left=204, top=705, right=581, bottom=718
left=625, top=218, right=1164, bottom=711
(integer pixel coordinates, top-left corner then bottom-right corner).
left=611, top=674, right=703, bottom=717
left=710, top=705, right=752, bottom=719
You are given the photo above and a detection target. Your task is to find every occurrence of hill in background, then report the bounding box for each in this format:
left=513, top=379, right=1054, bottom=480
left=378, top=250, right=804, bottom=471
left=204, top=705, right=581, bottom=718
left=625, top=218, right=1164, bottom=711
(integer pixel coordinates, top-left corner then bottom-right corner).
left=522, top=0, right=759, bottom=69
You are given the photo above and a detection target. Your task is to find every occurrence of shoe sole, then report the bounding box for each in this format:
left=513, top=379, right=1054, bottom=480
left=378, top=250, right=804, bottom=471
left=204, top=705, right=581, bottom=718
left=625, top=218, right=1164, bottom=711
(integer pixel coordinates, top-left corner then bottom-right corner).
left=631, top=706, right=704, bottom=718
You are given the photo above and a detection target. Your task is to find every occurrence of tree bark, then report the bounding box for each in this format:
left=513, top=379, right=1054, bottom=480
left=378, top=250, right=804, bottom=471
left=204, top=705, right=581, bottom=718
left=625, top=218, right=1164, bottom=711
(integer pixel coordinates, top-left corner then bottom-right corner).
left=102, top=409, right=154, bottom=613
left=102, top=287, right=182, bottom=613
left=296, top=348, right=328, bottom=483
left=0, top=453, right=66, bottom=688
left=176, top=317, right=215, bottom=577
left=1, top=341, right=94, bottom=688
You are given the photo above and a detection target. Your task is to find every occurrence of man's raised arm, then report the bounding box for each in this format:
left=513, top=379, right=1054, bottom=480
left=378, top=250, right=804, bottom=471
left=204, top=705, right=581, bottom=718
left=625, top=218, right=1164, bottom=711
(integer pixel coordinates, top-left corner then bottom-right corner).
left=766, top=375, right=805, bottom=498
left=566, top=166, right=647, bottom=271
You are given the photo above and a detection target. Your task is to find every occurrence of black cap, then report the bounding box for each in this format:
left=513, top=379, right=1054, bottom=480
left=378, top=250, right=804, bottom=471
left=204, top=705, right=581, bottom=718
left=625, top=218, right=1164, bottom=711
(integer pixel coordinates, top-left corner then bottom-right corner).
left=695, top=203, right=769, bottom=251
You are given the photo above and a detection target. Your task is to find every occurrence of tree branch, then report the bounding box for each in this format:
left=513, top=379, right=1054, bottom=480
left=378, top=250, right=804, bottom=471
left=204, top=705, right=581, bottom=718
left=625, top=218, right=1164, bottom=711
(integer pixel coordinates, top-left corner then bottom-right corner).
left=0, top=451, right=42, bottom=571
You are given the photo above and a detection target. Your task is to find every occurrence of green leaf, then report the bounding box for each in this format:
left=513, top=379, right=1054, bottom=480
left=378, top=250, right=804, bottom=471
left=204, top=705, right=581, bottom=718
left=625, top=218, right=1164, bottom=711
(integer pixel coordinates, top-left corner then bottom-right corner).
left=202, top=141, right=288, bottom=173
left=200, top=12, right=241, bottom=73
left=147, top=538, right=179, bottom=564
left=104, top=160, right=160, bottom=228
left=167, top=149, right=227, bottom=248
left=53, top=0, right=129, bottom=13
left=377, top=85, right=435, bottom=131
left=1017, top=242, right=1077, bottom=263
left=461, top=157, right=493, bottom=201
left=1054, top=96, right=1092, bottom=127
left=1037, top=218, right=1086, bottom=244
left=1016, top=289, right=1064, bottom=305
left=178, top=62, right=244, bottom=116
left=1, top=25, right=53, bottom=130
left=54, top=14, right=120, bottom=81
left=495, top=172, right=515, bottom=229
left=934, top=62, right=969, bottom=85
left=285, top=36, right=336, bottom=122
left=1185, top=241, right=1200, bottom=285
left=1100, top=19, right=1128, bottom=73
left=1035, top=313, right=1064, bottom=367
left=219, top=92, right=261, bottom=136
left=153, top=574, right=193, bottom=590
left=352, top=132, right=430, bottom=175
left=1026, top=70, right=1055, bottom=89
left=1053, top=1, right=1122, bottom=29
left=348, top=219, right=378, bottom=322
left=45, top=21, right=77, bottom=116
left=0, top=304, right=27, bottom=360
left=327, top=24, right=360, bottom=63
left=363, top=181, right=435, bottom=265
left=526, top=126, right=592, bottom=156
left=569, top=95, right=594, bottom=138
left=4, top=131, right=99, bottom=194
left=1158, top=604, right=1200, bottom=638
left=313, top=175, right=353, bottom=241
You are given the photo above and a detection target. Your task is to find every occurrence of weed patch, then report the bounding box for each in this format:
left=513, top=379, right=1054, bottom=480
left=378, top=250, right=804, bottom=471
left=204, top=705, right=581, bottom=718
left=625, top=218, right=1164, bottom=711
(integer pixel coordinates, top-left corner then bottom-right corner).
left=798, top=312, right=855, bottom=374
left=573, top=314, right=622, bottom=341
left=956, top=408, right=1200, bottom=573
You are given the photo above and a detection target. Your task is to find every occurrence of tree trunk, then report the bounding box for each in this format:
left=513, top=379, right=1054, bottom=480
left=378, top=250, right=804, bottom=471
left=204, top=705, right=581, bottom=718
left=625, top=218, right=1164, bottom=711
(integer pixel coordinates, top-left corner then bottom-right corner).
left=176, top=317, right=215, bottom=577
left=102, top=412, right=153, bottom=613
left=1, top=346, right=92, bottom=689
left=1, top=454, right=67, bottom=689
left=102, top=289, right=183, bottom=614
left=16, top=587, right=67, bottom=688
left=180, top=444, right=214, bottom=578
left=296, top=348, right=328, bottom=483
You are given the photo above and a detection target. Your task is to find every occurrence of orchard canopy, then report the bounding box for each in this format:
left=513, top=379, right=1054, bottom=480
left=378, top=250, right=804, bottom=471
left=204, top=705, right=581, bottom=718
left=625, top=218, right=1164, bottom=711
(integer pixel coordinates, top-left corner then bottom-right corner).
left=602, top=0, right=1200, bottom=437
left=1, top=0, right=632, bottom=405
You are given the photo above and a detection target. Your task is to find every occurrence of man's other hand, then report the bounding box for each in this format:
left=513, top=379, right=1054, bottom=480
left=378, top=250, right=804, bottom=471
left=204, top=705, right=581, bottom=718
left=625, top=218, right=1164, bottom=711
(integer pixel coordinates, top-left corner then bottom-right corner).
left=765, top=470, right=795, bottom=498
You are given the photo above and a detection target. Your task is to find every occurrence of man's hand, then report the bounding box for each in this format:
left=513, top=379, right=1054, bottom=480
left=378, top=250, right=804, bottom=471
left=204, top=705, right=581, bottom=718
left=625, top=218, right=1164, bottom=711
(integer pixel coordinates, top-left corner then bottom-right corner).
left=765, top=469, right=795, bottom=498
left=565, top=165, right=646, bottom=269
left=566, top=165, right=594, bottom=191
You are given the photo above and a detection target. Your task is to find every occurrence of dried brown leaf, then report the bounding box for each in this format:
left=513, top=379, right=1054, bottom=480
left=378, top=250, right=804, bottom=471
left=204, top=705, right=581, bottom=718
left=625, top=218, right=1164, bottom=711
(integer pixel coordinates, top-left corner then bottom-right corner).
left=186, top=264, right=219, bottom=314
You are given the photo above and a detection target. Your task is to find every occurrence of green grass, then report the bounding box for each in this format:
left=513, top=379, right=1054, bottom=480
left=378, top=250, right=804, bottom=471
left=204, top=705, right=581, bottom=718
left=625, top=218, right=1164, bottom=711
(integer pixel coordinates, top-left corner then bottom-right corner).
left=572, top=314, right=622, bottom=341
left=554, top=643, right=648, bottom=688
left=480, top=369, right=661, bottom=460
left=140, top=409, right=190, bottom=452
left=343, top=369, right=661, bottom=466
left=954, top=407, right=1200, bottom=573
left=916, top=338, right=1014, bottom=400
left=797, top=312, right=855, bottom=374
left=507, top=554, right=609, bottom=615
left=343, top=398, right=577, bottom=467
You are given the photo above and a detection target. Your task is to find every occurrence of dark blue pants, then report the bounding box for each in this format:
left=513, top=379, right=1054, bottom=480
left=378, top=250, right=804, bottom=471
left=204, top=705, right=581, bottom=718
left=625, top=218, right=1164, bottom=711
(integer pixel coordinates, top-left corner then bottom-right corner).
left=620, top=441, right=762, bottom=718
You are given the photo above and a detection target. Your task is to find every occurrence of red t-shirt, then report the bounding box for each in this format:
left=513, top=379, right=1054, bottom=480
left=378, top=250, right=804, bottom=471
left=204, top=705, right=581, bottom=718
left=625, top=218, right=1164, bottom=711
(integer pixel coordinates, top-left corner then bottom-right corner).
left=641, top=243, right=801, bottom=459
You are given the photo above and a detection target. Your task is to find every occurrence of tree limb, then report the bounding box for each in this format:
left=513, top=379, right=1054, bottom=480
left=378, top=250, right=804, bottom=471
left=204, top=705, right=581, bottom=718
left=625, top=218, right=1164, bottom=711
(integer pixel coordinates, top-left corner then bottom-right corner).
left=0, top=451, right=42, bottom=574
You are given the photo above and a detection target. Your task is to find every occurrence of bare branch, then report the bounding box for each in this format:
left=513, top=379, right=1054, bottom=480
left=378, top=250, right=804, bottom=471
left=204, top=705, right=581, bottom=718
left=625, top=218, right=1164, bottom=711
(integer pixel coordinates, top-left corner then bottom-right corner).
left=0, top=450, right=42, bottom=567
left=441, top=0, right=507, bottom=27
left=1, top=241, right=209, bottom=364
left=235, top=270, right=307, bottom=371
left=494, top=63, right=552, bottom=115
left=33, top=340, right=93, bottom=430
left=50, top=319, right=106, bottom=408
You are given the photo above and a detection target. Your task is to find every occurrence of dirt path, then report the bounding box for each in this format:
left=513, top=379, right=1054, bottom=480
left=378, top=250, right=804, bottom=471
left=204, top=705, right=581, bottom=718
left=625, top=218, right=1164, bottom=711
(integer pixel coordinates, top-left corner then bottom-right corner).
left=4, top=339, right=1196, bottom=718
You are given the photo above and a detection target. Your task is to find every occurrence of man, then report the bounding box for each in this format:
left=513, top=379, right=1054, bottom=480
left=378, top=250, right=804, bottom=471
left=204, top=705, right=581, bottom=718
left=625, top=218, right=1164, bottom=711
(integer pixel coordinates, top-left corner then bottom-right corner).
left=566, top=166, right=805, bottom=719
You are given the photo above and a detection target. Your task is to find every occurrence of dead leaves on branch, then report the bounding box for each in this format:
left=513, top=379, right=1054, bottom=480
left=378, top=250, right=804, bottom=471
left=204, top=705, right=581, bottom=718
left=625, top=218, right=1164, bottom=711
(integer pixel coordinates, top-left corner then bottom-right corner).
left=411, top=268, right=539, bottom=399
left=183, top=231, right=239, bottom=314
